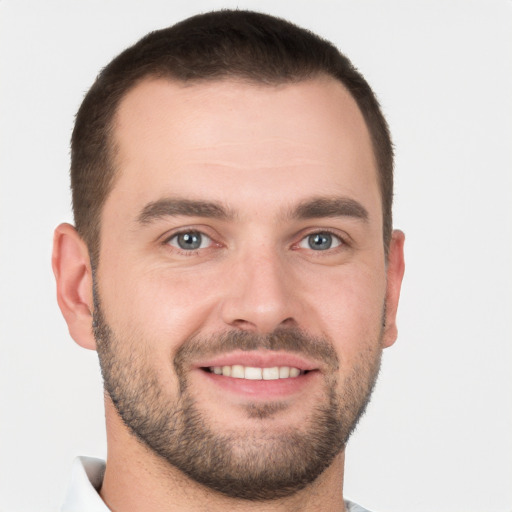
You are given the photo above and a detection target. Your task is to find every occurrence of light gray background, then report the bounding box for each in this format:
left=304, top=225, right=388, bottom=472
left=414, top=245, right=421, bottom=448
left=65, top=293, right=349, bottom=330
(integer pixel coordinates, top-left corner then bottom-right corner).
left=1, top=1, right=511, bottom=511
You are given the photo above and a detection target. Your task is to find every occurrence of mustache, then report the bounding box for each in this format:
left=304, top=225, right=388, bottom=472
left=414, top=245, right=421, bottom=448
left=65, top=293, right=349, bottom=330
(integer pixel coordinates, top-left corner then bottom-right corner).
left=174, top=328, right=340, bottom=372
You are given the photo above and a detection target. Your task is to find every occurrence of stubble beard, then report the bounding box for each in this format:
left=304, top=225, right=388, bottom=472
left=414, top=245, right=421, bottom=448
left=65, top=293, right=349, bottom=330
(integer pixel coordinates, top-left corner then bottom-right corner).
left=93, top=293, right=383, bottom=501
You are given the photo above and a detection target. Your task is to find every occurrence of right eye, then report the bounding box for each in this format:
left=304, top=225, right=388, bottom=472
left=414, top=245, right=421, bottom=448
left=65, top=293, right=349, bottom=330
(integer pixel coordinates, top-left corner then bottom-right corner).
left=167, top=231, right=213, bottom=251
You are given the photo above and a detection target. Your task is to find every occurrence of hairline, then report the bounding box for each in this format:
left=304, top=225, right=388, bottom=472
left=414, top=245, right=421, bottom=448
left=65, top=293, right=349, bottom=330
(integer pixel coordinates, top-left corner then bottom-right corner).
left=91, top=72, right=389, bottom=266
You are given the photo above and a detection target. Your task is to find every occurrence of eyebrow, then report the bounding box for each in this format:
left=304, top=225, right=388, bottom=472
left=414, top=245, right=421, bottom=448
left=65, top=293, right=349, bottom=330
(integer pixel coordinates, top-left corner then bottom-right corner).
left=137, top=195, right=369, bottom=225
left=291, top=197, right=369, bottom=222
left=137, top=198, right=234, bottom=224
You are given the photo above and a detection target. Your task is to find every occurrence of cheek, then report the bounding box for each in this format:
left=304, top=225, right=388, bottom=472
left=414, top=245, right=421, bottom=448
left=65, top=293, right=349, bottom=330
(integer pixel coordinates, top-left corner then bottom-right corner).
left=98, top=263, right=219, bottom=347
left=98, top=245, right=387, bottom=364
left=96, top=267, right=213, bottom=396
left=301, top=263, right=387, bottom=350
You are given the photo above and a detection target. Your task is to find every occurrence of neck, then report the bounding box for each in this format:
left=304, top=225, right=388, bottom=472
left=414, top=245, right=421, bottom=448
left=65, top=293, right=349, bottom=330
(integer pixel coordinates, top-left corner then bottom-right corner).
left=100, top=399, right=347, bottom=512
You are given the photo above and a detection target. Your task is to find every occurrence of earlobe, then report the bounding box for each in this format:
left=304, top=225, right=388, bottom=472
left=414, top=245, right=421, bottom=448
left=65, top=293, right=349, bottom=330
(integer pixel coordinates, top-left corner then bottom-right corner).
left=52, top=223, right=97, bottom=350
left=382, top=229, right=406, bottom=348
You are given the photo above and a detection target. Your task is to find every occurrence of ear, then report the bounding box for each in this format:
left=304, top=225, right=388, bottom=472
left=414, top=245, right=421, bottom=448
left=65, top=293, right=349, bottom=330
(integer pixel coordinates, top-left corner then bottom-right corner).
left=381, top=229, right=405, bottom=348
left=52, top=223, right=97, bottom=350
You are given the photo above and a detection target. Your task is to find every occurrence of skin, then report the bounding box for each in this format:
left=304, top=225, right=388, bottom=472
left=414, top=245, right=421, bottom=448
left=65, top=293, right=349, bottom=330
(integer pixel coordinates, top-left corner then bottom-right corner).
left=53, top=76, right=405, bottom=511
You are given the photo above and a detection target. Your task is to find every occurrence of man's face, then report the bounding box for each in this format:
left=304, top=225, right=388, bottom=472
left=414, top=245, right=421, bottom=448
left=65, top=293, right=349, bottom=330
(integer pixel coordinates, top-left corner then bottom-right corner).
left=93, top=77, right=402, bottom=499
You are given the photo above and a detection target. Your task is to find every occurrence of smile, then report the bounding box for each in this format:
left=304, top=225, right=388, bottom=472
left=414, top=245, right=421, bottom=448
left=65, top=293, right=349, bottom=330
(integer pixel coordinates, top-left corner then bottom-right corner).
left=195, top=353, right=319, bottom=398
left=206, top=365, right=306, bottom=380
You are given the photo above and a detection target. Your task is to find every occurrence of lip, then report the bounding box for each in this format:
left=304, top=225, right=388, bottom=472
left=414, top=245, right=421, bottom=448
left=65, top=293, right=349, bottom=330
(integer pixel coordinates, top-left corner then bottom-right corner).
left=197, top=367, right=319, bottom=398
left=194, top=349, right=320, bottom=372
left=192, top=350, right=321, bottom=399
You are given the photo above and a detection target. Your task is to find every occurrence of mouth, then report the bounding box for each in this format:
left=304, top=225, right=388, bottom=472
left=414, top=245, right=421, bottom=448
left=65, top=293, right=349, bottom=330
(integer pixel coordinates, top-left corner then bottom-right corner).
left=193, top=351, right=320, bottom=399
left=203, top=365, right=308, bottom=380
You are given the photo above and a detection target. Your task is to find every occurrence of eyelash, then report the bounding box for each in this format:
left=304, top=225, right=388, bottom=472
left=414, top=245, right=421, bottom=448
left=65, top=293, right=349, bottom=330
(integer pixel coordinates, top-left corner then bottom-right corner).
left=294, top=229, right=348, bottom=252
left=161, top=228, right=350, bottom=256
left=163, top=229, right=218, bottom=256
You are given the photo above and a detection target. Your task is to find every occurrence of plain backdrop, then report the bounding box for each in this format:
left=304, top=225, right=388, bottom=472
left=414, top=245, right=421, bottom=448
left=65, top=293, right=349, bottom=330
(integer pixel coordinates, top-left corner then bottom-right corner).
left=1, top=1, right=511, bottom=511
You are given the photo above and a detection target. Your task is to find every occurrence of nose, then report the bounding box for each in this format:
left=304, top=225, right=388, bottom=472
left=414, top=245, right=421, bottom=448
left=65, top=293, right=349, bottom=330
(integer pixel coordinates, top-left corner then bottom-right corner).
left=220, top=249, right=300, bottom=333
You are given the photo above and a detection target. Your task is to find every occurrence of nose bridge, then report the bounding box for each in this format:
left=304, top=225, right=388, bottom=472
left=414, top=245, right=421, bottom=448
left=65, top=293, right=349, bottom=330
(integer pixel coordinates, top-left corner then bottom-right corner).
left=221, top=241, right=297, bottom=333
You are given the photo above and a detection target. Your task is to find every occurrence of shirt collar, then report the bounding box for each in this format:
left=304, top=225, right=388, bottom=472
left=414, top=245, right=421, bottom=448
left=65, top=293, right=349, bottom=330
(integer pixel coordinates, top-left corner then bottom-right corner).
left=61, top=456, right=109, bottom=512
left=60, top=456, right=370, bottom=512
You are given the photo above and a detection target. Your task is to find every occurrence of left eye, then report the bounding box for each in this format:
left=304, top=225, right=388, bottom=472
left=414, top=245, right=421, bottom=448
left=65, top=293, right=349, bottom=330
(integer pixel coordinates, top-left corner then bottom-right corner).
left=167, top=231, right=212, bottom=251
left=298, top=232, right=342, bottom=251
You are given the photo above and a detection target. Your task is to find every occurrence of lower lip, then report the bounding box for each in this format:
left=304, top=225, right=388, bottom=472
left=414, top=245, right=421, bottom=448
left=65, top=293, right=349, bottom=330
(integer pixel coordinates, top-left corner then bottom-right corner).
left=197, top=369, right=319, bottom=399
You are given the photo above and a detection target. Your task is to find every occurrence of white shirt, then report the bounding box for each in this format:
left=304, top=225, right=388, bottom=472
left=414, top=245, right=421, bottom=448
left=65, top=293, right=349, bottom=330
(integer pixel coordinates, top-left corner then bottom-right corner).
left=61, top=457, right=372, bottom=512
left=61, top=457, right=108, bottom=512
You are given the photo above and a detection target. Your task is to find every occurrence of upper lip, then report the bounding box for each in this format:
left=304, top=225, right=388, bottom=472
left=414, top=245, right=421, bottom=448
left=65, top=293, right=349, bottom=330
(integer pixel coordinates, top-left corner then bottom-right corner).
left=194, top=350, right=320, bottom=372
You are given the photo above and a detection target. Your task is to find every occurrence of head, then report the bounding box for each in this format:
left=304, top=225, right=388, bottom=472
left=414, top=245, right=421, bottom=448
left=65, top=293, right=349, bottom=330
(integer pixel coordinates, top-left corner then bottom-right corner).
left=70, top=9, right=394, bottom=267
left=54, top=10, right=404, bottom=503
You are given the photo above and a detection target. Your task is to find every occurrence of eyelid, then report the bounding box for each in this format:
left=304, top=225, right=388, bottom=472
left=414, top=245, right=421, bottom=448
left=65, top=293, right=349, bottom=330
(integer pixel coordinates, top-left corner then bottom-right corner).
left=298, top=232, right=341, bottom=250
left=293, top=228, right=351, bottom=251
left=160, top=225, right=217, bottom=243
left=160, top=225, right=223, bottom=255
left=167, top=231, right=213, bottom=250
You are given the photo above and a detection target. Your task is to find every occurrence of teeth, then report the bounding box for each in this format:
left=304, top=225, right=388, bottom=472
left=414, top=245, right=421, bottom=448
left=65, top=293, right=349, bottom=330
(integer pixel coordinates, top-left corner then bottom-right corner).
left=279, top=366, right=290, bottom=378
left=209, top=365, right=304, bottom=380
left=245, top=367, right=262, bottom=380
left=289, top=367, right=300, bottom=378
left=231, top=365, right=244, bottom=378
left=262, top=367, right=279, bottom=380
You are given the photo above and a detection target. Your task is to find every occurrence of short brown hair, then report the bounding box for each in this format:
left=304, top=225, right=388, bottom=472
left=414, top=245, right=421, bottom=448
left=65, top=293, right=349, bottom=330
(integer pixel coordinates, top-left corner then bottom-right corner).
left=71, top=10, right=394, bottom=265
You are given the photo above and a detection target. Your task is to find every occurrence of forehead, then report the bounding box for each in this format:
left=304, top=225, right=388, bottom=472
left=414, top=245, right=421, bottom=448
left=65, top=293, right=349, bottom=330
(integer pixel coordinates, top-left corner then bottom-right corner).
left=106, top=76, right=380, bottom=222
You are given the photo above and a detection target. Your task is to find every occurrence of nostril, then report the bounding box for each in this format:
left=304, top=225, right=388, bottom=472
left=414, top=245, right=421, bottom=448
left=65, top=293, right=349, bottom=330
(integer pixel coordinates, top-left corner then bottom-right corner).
left=229, top=317, right=297, bottom=332
left=280, top=317, right=296, bottom=327
left=230, top=319, right=258, bottom=331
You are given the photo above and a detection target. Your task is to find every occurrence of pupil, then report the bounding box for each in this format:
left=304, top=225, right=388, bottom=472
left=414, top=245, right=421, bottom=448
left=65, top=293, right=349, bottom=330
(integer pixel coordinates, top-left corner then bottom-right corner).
left=178, top=232, right=201, bottom=250
left=309, top=233, right=332, bottom=250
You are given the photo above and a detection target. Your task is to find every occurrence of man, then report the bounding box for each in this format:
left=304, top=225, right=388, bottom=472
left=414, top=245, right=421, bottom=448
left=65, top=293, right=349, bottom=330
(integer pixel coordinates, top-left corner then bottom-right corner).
left=52, top=9, right=405, bottom=512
